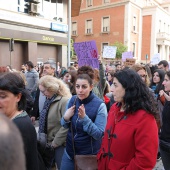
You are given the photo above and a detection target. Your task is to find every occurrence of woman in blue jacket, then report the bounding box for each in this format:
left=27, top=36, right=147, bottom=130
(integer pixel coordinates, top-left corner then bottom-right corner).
left=60, top=66, right=107, bottom=170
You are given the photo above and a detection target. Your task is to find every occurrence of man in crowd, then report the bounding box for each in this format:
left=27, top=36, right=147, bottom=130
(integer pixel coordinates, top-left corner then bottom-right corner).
left=30, top=60, right=56, bottom=123
left=158, top=60, right=169, bottom=72
left=25, top=61, right=39, bottom=100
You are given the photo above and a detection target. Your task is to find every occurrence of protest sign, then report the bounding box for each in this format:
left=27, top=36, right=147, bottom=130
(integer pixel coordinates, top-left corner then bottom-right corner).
left=124, top=58, right=136, bottom=67
left=73, top=40, right=99, bottom=69
left=151, top=53, right=160, bottom=65
left=122, top=51, right=133, bottom=62
left=102, top=46, right=117, bottom=58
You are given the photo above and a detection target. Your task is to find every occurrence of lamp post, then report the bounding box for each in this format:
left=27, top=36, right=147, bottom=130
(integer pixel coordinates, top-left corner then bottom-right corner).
left=9, top=38, right=14, bottom=67
left=67, top=0, right=71, bottom=67
left=146, top=54, right=148, bottom=64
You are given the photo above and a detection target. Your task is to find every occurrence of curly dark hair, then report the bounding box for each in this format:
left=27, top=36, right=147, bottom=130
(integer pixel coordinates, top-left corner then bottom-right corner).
left=114, top=69, right=159, bottom=118
left=77, top=66, right=94, bottom=85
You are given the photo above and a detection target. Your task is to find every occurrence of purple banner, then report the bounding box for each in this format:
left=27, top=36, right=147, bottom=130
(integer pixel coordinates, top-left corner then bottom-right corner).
left=73, top=40, right=99, bottom=69
left=122, top=51, right=133, bottom=62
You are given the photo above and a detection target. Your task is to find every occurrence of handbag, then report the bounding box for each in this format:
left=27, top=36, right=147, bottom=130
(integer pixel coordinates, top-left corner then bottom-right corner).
left=75, top=155, right=97, bottom=170
left=70, top=96, right=98, bottom=170
left=37, top=132, right=55, bottom=169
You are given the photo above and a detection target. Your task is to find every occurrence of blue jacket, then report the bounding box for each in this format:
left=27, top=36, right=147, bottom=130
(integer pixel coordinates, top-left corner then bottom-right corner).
left=61, top=92, right=107, bottom=159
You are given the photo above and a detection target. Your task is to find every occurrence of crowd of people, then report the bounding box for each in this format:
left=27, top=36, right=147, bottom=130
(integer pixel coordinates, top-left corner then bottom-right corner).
left=0, top=59, right=170, bottom=170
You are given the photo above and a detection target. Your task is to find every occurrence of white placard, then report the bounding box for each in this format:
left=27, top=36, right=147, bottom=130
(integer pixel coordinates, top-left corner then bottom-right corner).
left=103, top=46, right=117, bottom=58
left=151, top=53, right=161, bottom=65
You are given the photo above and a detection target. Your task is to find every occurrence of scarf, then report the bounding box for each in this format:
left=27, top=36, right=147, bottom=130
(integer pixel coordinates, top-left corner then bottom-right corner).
left=39, top=94, right=56, bottom=134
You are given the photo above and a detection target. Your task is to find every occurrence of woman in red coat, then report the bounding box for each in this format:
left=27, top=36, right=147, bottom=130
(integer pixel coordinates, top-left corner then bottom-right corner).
left=97, top=69, right=159, bottom=170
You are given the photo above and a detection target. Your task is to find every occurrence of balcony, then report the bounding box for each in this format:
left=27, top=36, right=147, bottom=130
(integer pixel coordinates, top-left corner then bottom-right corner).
left=157, top=32, right=170, bottom=40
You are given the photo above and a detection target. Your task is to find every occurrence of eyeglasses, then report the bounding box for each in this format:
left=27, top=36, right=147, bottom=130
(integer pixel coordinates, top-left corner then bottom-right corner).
left=40, top=89, right=47, bottom=94
left=140, top=75, right=147, bottom=78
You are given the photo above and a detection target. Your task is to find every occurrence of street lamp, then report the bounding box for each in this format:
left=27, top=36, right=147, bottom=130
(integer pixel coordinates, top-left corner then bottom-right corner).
left=67, top=0, right=71, bottom=67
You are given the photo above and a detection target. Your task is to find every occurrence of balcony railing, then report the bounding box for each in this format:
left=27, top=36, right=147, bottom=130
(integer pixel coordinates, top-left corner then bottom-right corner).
left=157, top=32, right=170, bottom=40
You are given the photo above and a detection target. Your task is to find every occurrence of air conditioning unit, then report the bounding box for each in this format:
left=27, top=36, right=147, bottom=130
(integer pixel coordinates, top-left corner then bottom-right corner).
left=30, top=3, right=40, bottom=13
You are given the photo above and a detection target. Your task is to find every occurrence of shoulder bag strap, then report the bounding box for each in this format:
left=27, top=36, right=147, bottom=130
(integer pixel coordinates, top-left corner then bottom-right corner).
left=70, top=96, right=77, bottom=170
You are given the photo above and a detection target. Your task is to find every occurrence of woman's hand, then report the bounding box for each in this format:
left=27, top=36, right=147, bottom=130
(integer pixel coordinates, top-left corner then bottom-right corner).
left=159, top=90, right=170, bottom=101
left=63, top=105, right=75, bottom=121
left=51, top=141, right=58, bottom=148
left=159, top=90, right=164, bottom=97
left=78, top=104, right=86, bottom=119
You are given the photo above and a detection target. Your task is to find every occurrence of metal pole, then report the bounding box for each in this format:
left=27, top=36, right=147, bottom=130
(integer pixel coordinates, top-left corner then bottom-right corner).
left=67, top=0, right=71, bottom=68
left=10, top=51, right=11, bottom=67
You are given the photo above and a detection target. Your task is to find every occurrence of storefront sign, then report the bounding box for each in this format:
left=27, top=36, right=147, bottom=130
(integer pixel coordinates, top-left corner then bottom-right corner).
left=42, top=36, right=54, bottom=42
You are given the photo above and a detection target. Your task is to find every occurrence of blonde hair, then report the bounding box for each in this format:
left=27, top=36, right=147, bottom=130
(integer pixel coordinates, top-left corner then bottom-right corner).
left=39, top=75, right=72, bottom=98
left=130, top=64, right=150, bottom=87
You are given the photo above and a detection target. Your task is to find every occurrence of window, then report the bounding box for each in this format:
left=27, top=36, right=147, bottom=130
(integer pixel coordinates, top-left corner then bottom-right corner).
left=43, top=0, right=63, bottom=20
left=164, top=7, right=169, bottom=12
left=102, top=43, right=109, bottom=53
left=158, top=45, right=160, bottom=53
left=159, top=20, right=161, bottom=32
left=72, top=22, right=77, bottom=35
left=86, top=20, right=92, bottom=34
left=87, top=0, right=92, bottom=7
left=133, top=16, right=137, bottom=32
left=102, top=17, right=109, bottom=32
left=104, top=0, right=110, bottom=3
left=132, top=42, right=136, bottom=57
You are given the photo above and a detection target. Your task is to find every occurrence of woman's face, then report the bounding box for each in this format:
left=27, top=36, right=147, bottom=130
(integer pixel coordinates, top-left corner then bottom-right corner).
left=107, top=73, right=112, bottom=82
left=75, top=79, right=93, bottom=100
left=39, top=84, right=54, bottom=99
left=0, top=90, right=21, bottom=118
left=162, top=74, right=170, bottom=91
left=137, top=69, right=146, bottom=82
left=112, top=77, right=125, bottom=103
left=153, top=72, right=160, bottom=84
left=63, top=73, right=71, bottom=83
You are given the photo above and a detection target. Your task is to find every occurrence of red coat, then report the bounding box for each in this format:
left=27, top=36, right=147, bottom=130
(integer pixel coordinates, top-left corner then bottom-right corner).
left=97, top=103, right=158, bottom=170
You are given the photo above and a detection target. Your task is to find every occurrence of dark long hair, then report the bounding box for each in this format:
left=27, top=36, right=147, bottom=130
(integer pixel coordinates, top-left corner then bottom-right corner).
left=150, top=69, right=165, bottom=94
left=0, top=72, right=27, bottom=111
left=114, top=69, right=158, bottom=118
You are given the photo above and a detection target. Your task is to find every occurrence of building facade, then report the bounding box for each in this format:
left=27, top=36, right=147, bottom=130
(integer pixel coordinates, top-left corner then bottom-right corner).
left=0, top=0, right=81, bottom=70
left=72, top=0, right=170, bottom=63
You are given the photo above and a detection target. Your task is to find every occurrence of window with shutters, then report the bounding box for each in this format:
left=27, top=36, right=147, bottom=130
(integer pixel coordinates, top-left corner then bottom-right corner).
left=103, top=0, right=110, bottom=3
left=133, top=15, right=137, bottom=32
left=87, top=0, right=93, bottom=7
left=102, top=17, right=110, bottom=32
left=72, top=22, right=77, bottom=35
left=132, top=42, right=136, bottom=57
left=102, top=43, right=108, bottom=52
left=86, top=19, right=92, bottom=34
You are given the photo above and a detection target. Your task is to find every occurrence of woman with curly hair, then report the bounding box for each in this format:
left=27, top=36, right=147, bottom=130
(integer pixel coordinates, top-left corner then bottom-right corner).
left=60, top=66, right=107, bottom=170
left=98, top=69, right=159, bottom=170
left=38, top=75, right=71, bottom=169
